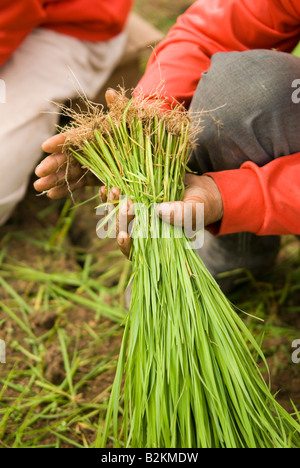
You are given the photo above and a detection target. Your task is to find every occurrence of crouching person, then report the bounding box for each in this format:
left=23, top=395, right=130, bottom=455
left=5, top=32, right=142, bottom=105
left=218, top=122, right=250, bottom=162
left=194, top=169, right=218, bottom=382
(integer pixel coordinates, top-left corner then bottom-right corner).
left=35, top=0, right=300, bottom=292
left=0, top=0, right=132, bottom=226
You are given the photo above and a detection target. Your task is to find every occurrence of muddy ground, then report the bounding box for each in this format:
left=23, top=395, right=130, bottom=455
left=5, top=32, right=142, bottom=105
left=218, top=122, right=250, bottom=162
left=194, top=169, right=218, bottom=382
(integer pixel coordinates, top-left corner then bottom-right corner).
left=0, top=0, right=299, bottom=447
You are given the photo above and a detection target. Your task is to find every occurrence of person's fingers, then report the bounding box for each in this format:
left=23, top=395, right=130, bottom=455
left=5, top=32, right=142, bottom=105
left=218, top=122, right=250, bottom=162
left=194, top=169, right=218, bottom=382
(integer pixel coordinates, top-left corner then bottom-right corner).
left=99, top=186, right=108, bottom=203
left=47, top=184, right=73, bottom=200
left=184, top=174, right=224, bottom=226
left=117, top=198, right=135, bottom=236
left=107, top=187, right=121, bottom=231
left=156, top=200, right=203, bottom=232
left=34, top=164, right=83, bottom=192
left=105, top=89, right=129, bottom=109
left=35, top=153, right=70, bottom=178
left=98, top=186, right=134, bottom=258
left=99, top=185, right=134, bottom=258
left=158, top=175, right=223, bottom=228
left=108, top=187, right=121, bottom=204
left=100, top=187, right=121, bottom=236
left=46, top=174, right=99, bottom=200
left=99, top=186, right=122, bottom=204
left=105, top=89, right=120, bottom=109
left=42, top=133, right=67, bottom=154
left=46, top=178, right=84, bottom=199
left=156, top=202, right=185, bottom=227
left=184, top=173, right=197, bottom=186
left=117, top=231, right=132, bottom=259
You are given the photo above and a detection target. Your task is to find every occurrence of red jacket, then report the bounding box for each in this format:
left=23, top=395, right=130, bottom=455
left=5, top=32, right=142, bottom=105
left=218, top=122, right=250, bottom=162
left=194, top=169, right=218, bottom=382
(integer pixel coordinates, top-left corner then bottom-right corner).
left=0, top=0, right=132, bottom=67
left=138, top=0, right=300, bottom=236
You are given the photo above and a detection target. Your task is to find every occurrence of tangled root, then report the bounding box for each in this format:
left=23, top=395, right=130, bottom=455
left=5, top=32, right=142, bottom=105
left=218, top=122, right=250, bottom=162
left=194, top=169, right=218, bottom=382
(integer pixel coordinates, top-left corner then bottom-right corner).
left=60, top=89, right=192, bottom=152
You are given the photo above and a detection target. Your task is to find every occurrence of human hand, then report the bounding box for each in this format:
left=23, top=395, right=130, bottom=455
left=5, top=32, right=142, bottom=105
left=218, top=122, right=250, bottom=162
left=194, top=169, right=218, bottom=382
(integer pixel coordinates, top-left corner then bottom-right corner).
left=100, top=174, right=223, bottom=258
left=34, top=89, right=121, bottom=199
left=157, top=173, right=223, bottom=229
left=99, top=186, right=135, bottom=259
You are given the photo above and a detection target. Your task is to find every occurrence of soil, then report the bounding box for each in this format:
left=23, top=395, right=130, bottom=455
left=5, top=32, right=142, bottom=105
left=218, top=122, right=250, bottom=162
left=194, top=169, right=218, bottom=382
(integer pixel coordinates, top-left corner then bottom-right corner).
left=0, top=181, right=299, bottom=447
left=0, top=182, right=124, bottom=447
left=0, top=0, right=299, bottom=445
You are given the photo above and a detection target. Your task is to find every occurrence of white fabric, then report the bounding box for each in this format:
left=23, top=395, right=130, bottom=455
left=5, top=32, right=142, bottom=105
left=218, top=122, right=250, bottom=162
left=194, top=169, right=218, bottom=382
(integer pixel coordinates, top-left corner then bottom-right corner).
left=0, top=27, right=126, bottom=225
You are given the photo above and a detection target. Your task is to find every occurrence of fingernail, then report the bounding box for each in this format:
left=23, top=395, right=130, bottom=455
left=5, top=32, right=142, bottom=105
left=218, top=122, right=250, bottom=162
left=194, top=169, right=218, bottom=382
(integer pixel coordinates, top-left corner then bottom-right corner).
left=157, top=203, right=171, bottom=215
left=42, top=137, right=52, bottom=147
left=111, top=188, right=119, bottom=200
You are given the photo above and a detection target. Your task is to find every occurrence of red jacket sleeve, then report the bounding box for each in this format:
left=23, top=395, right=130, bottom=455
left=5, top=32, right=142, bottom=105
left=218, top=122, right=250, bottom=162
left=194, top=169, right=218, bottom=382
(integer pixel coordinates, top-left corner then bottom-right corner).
left=0, top=1, right=133, bottom=66
left=207, top=153, right=300, bottom=236
left=137, top=0, right=300, bottom=107
left=0, top=0, right=45, bottom=67
left=42, top=0, right=133, bottom=42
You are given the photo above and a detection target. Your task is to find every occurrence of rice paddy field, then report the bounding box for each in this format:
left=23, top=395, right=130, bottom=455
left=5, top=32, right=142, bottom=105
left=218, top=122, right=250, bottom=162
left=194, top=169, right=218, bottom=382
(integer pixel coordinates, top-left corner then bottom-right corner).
left=0, top=0, right=299, bottom=448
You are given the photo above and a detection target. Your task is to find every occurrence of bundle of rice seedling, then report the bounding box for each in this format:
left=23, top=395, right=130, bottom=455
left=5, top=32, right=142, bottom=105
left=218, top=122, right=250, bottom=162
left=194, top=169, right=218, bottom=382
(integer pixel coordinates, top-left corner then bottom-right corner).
left=62, top=93, right=300, bottom=448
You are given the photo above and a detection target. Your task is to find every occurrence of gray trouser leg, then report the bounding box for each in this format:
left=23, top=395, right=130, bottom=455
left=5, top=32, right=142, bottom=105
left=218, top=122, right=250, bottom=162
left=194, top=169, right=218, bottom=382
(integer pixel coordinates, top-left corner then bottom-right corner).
left=189, top=50, right=300, bottom=284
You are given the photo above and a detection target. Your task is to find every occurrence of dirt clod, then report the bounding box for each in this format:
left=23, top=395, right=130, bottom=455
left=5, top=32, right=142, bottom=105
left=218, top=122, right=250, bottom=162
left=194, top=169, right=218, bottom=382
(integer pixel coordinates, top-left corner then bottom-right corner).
left=44, top=346, right=65, bottom=385
left=33, top=311, right=58, bottom=331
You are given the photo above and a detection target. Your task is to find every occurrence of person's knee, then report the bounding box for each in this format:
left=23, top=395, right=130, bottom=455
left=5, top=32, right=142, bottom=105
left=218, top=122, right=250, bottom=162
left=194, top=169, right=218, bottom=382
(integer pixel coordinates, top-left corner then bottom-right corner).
left=192, top=50, right=296, bottom=131
left=189, top=50, right=300, bottom=172
left=195, top=50, right=300, bottom=109
left=0, top=183, right=28, bottom=226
